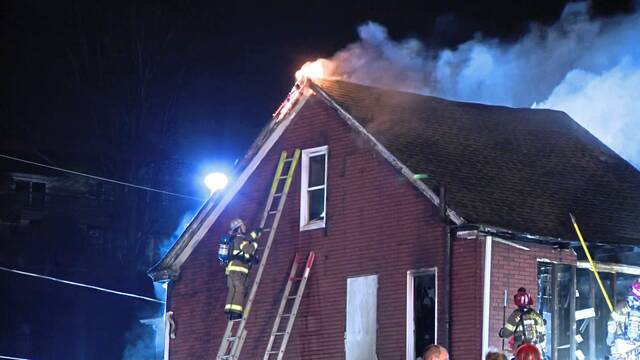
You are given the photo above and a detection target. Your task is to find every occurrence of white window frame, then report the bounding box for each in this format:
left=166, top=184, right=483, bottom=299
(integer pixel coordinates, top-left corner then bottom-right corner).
left=406, top=268, right=438, bottom=360
left=300, top=145, right=328, bottom=231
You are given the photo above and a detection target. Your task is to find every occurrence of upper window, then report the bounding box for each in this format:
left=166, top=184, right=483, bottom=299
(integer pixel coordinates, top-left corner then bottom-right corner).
left=15, top=180, right=46, bottom=210
left=300, top=146, right=328, bottom=231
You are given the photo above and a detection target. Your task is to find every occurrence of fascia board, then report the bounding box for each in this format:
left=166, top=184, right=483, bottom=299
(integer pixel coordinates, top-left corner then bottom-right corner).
left=148, top=92, right=311, bottom=280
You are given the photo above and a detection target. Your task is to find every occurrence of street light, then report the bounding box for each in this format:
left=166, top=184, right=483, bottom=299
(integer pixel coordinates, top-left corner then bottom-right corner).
left=204, top=172, right=229, bottom=194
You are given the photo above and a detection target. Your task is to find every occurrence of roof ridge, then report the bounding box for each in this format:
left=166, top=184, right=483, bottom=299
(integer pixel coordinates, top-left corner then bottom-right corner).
left=312, top=78, right=567, bottom=113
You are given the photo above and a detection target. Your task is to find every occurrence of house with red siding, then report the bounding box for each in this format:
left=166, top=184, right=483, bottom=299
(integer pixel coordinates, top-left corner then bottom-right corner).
left=149, top=78, right=640, bottom=360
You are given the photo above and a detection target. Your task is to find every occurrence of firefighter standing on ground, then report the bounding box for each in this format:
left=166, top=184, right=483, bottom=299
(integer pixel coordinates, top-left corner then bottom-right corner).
left=222, top=218, right=260, bottom=320
left=607, top=279, right=640, bottom=359
left=499, top=288, right=546, bottom=357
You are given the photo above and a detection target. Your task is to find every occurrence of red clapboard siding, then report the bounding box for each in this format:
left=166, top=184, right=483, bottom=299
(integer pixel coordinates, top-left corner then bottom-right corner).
left=449, top=236, right=484, bottom=360
left=168, top=95, right=449, bottom=359
left=488, top=241, right=576, bottom=351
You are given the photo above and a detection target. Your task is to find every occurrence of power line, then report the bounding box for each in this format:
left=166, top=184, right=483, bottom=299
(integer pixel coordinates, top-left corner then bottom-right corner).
left=0, top=266, right=165, bottom=304
left=0, top=154, right=206, bottom=201
left=0, top=355, right=33, bottom=360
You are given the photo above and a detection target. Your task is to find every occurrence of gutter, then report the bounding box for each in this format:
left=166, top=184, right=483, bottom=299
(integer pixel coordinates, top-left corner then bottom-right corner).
left=454, top=223, right=574, bottom=247
left=439, top=186, right=452, bottom=350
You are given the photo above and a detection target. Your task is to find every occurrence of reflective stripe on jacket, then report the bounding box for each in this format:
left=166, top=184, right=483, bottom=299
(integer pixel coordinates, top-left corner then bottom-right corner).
left=502, top=307, right=545, bottom=343
left=225, top=232, right=258, bottom=273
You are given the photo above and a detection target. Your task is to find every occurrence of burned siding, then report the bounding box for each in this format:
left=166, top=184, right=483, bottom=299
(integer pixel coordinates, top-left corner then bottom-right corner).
left=168, top=95, right=447, bottom=359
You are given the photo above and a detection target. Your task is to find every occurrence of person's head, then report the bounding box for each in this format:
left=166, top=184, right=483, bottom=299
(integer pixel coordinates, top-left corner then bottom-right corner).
left=229, top=218, right=246, bottom=234
left=485, top=351, right=508, bottom=360
left=423, top=344, right=449, bottom=360
left=514, top=344, right=541, bottom=360
left=514, top=287, right=533, bottom=308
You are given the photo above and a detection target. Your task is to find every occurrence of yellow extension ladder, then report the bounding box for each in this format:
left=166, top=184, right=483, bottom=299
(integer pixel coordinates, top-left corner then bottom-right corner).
left=215, top=149, right=301, bottom=360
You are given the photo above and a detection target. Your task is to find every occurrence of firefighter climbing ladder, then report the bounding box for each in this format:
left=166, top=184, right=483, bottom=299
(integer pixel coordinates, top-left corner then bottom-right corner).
left=263, top=251, right=315, bottom=360
left=216, top=149, right=301, bottom=360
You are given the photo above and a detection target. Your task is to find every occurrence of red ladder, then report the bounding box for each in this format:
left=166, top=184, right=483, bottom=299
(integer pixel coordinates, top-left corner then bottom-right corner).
left=263, top=252, right=316, bottom=360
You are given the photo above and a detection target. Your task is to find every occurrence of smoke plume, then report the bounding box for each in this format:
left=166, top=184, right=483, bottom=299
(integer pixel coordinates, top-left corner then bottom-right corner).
left=320, top=2, right=640, bottom=167
left=158, top=210, right=197, bottom=258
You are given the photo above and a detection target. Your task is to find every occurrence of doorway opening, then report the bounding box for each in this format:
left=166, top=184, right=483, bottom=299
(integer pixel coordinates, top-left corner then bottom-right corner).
left=407, top=269, right=437, bottom=360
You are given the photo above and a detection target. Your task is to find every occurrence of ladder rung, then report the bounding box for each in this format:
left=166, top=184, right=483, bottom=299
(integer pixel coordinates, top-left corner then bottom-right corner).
left=287, top=295, right=297, bottom=299
left=217, top=150, right=302, bottom=360
left=290, top=277, right=302, bottom=281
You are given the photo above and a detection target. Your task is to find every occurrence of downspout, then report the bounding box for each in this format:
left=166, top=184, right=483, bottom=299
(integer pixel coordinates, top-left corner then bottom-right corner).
left=157, top=279, right=173, bottom=360
left=481, top=235, right=493, bottom=358
left=439, top=186, right=451, bottom=349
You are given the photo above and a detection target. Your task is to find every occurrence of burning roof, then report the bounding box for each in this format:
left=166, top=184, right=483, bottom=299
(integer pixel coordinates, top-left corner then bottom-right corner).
left=311, top=79, right=640, bottom=245
left=149, top=75, right=640, bottom=279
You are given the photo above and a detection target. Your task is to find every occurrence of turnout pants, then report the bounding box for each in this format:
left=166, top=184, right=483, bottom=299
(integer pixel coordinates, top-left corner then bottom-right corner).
left=225, top=271, right=247, bottom=314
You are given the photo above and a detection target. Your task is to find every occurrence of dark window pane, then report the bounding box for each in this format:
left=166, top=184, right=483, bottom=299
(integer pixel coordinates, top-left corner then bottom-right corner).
left=308, top=188, right=325, bottom=221
left=31, top=182, right=46, bottom=193
left=308, top=154, right=325, bottom=188
left=14, top=181, right=29, bottom=193
left=30, top=182, right=46, bottom=209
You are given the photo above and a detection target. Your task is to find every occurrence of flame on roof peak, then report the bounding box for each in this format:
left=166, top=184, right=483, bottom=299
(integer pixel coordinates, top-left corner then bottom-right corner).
left=295, top=59, right=334, bottom=81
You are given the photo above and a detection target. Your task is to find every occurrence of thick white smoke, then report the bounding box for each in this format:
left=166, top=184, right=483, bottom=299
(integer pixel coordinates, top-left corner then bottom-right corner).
left=322, top=2, right=640, bottom=168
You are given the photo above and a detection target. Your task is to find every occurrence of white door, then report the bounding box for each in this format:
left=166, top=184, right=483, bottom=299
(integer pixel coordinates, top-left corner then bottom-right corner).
left=345, top=274, right=378, bottom=360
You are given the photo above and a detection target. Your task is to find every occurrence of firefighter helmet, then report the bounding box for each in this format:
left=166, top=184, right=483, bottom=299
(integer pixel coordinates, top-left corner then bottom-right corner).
left=229, top=218, right=245, bottom=232
left=514, top=287, right=533, bottom=307
left=514, top=343, right=541, bottom=360
left=630, top=279, right=640, bottom=299
left=628, top=279, right=640, bottom=309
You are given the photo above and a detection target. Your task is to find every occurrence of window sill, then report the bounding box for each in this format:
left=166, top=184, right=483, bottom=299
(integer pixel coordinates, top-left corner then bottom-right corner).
left=300, top=220, right=325, bottom=232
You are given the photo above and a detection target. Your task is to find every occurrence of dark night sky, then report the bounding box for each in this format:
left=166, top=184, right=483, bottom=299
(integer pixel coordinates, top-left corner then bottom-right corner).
left=6, top=0, right=627, bottom=178
left=2, top=1, right=632, bottom=168
left=0, top=1, right=634, bottom=358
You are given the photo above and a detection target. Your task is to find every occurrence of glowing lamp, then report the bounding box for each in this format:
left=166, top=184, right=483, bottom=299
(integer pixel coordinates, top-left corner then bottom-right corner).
left=204, top=172, right=228, bottom=193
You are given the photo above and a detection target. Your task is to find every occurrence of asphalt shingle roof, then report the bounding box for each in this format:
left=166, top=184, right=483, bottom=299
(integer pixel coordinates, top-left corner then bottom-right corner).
left=314, top=79, right=640, bottom=245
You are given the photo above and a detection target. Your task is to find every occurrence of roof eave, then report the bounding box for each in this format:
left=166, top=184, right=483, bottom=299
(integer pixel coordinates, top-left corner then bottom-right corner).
left=147, top=86, right=313, bottom=280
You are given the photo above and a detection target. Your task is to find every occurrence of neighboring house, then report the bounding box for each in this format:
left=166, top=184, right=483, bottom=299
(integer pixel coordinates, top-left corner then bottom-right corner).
left=149, top=79, right=640, bottom=360
left=0, top=157, right=188, bottom=360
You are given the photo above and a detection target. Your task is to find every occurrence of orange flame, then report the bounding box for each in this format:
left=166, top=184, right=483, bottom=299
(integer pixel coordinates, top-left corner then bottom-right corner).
left=295, top=59, right=333, bottom=81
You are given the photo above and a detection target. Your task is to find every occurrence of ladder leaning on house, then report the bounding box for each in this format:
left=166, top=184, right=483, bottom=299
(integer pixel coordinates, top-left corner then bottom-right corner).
left=263, top=251, right=315, bottom=360
left=215, top=149, right=301, bottom=360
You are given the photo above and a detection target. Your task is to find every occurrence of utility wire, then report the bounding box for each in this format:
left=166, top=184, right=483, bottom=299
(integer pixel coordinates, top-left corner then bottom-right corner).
left=0, top=154, right=206, bottom=201
left=0, top=266, right=165, bottom=304
left=0, top=356, right=32, bottom=360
